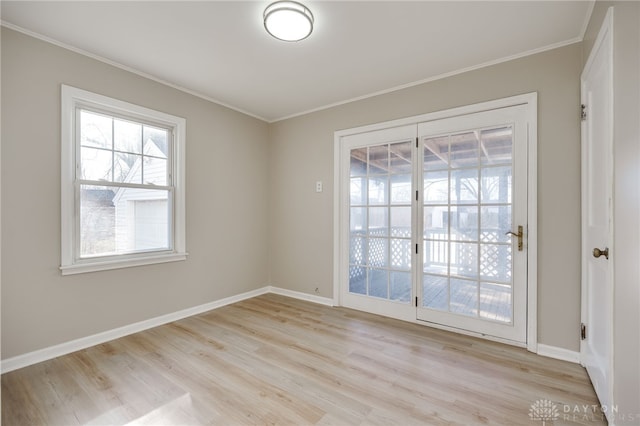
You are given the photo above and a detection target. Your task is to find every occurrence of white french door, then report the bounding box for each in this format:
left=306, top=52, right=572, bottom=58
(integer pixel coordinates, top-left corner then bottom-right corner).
left=336, top=95, right=536, bottom=345
left=339, top=125, right=418, bottom=322
left=416, top=106, right=529, bottom=342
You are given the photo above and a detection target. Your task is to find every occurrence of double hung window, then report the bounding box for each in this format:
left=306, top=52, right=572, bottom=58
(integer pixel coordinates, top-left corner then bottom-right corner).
left=61, top=85, right=186, bottom=274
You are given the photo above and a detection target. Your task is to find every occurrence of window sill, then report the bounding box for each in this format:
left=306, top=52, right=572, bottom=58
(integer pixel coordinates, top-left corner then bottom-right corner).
left=60, top=252, right=188, bottom=276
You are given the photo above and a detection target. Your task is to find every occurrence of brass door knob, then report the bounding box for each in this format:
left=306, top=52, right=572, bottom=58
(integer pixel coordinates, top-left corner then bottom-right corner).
left=592, top=247, right=609, bottom=259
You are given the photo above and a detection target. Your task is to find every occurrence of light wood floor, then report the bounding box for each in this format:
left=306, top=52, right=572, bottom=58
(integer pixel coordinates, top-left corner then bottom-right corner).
left=2, top=294, right=604, bottom=425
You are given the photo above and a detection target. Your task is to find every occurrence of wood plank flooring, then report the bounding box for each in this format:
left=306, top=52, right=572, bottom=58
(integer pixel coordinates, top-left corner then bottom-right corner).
left=2, top=294, right=604, bottom=425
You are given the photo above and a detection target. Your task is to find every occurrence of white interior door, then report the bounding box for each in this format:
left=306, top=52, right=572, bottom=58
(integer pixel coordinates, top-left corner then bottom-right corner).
left=416, top=106, right=529, bottom=343
left=580, top=8, right=613, bottom=415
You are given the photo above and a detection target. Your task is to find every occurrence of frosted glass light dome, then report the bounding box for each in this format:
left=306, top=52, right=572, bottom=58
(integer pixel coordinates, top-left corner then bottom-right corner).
left=264, top=1, right=314, bottom=42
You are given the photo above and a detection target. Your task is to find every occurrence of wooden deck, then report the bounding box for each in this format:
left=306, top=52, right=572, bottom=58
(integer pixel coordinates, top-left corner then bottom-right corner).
left=350, top=274, right=512, bottom=323
left=2, top=294, right=604, bottom=425
left=423, top=276, right=513, bottom=322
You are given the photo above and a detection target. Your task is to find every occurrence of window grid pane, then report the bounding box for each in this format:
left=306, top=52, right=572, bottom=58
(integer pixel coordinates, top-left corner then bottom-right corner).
left=349, top=141, right=412, bottom=304
left=78, top=108, right=170, bottom=187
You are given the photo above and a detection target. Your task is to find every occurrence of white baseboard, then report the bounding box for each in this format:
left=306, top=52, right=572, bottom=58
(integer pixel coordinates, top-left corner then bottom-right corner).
left=537, top=343, right=581, bottom=363
left=267, top=286, right=335, bottom=306
left=5, top=287, right=575, bottom=374
left=1, top=286, right=335, bottom=374
left=1, top=286, right=271, bottom=374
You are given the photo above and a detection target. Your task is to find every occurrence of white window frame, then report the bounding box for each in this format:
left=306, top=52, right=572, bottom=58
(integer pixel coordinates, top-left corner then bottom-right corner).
left=60, top=85, right=187, bottom=275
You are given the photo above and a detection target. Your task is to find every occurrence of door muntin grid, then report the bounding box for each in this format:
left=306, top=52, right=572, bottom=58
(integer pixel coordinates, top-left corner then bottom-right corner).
left=422, top=126, right=514, bottom=324
left=349, top=141, right=413, bottom=303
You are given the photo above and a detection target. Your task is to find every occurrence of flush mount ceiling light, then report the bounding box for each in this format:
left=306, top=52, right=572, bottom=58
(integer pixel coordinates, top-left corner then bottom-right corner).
left=264, top=1, right=314, bottom=42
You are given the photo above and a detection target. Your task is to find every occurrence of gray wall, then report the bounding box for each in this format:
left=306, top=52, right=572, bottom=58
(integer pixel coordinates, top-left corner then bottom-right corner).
left=269, top=43, right=584, bottom=351
left=1, top=28, right=270, bottom=359
left=583, top=2, right=640, bottom=422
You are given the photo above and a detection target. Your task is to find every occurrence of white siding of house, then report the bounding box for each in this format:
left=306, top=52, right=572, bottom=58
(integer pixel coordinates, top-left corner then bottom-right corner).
left=114, top=141, right=169, bottom=252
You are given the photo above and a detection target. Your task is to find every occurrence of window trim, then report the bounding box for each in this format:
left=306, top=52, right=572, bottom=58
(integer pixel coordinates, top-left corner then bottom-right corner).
left=61, top=85, right=187, bottom=275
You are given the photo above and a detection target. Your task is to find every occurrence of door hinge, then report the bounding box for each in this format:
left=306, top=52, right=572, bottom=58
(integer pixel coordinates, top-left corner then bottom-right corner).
left=415, top=190, right=419, bottom=201
left=415, top=296, right=418, bottom=307
left=580, top=323, right=587, bottom=340
left=581, top=104, right=587, bottom=121
left=415, top=243, right=418, bottom=254
left=416, top=137, right=419, bottom=148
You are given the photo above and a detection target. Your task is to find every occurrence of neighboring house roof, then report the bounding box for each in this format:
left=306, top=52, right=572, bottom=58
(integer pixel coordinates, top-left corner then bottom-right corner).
left=113, top=138, right=167, bottom=203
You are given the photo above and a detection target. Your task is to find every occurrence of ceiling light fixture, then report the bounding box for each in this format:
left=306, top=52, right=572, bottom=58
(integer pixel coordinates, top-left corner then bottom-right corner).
left=263, top=1, right=314, bottom=42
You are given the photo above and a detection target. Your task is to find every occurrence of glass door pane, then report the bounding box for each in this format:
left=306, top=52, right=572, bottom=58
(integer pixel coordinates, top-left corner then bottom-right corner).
left=422, top=126, right=515, bottom=324
left=349, top=141, right=413, bottom=303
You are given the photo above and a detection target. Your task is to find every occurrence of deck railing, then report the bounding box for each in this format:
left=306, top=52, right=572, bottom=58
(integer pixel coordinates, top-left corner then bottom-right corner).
left=349, top=228, right=511, bottom=283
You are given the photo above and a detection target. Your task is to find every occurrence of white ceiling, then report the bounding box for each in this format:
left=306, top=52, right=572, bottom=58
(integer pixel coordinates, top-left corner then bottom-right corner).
left=1, top=1, right=594, bottom=122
